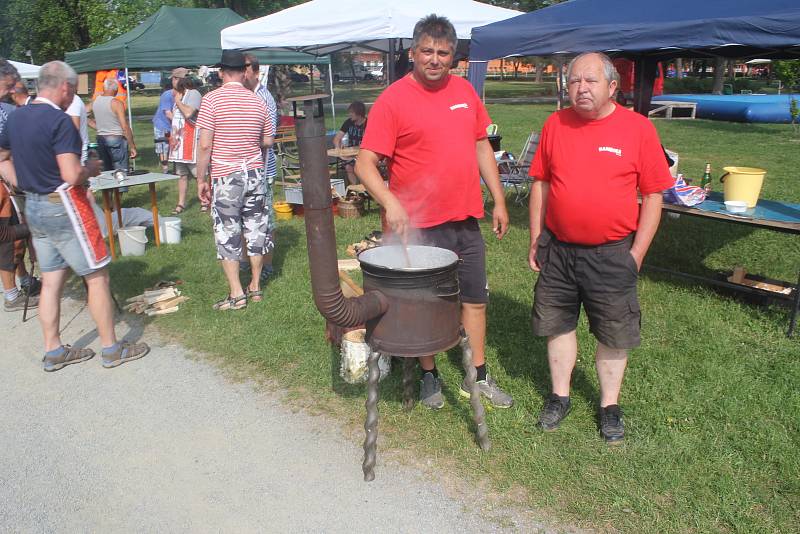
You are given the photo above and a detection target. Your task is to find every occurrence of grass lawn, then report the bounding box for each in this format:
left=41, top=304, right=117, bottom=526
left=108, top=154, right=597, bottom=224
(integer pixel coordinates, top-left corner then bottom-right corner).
left=113, top=102, right=799, bottom=533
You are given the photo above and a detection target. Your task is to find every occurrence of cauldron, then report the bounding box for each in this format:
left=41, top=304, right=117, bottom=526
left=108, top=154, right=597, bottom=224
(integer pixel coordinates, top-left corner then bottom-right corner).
left=359, top=245, right=461, bottom=357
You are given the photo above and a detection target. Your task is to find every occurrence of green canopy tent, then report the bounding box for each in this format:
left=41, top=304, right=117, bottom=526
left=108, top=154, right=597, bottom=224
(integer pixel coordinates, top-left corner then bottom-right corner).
left=65, top=6, right=330, bottom=144
left=65, top=6, right=329, bottom=71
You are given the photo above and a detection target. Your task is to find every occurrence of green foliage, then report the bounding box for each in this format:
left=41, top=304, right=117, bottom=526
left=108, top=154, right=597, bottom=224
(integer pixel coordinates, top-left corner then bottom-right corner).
left=487, top=0, right=565, bottom=11
left=774, top=60, right=800, bottom=89
left=0, top=0, right=305, bottom=64
left=665, top=76, right=775, bottom=95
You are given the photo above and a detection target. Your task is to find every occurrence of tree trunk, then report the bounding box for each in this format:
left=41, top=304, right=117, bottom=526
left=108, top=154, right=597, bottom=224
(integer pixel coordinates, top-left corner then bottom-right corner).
left=535, top=58, right=544, bottom=83
left=711, top=56, right=726, bottom=94
left=675, top=58, right=684, bottom=79
left=499, top=58, right=504, bottom=81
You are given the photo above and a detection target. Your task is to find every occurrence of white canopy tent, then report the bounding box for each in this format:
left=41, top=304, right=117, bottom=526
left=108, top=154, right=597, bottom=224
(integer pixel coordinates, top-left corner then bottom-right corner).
left=221, top=0, right=522, bottom=121
left=221, top=0, right=521, bottom=55
left=10, top=60, right=40, bottom=79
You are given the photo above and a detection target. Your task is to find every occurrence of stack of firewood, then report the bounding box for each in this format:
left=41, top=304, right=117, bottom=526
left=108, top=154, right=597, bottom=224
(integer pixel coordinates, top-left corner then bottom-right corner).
left=124, top=281, right=189, bottom=316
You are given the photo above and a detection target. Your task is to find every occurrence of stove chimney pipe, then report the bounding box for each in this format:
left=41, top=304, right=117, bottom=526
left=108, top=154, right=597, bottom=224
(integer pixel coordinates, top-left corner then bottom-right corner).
left=290, top=95, right=388, bottom=332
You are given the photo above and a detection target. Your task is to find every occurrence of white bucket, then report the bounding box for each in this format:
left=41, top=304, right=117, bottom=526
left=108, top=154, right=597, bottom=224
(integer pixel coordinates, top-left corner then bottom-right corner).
left=158, top=217, right=182, bottom=244
left=340, top=329, right=391, bottom=384
left=118, top=226, right=147, bottom=256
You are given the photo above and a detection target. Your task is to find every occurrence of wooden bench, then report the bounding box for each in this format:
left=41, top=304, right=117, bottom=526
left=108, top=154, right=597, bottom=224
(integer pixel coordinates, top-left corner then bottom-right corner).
left=649, top=100, right=697, bottom=119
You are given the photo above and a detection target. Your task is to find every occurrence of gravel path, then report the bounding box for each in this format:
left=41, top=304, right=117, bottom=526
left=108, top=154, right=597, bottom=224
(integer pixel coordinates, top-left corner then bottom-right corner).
left=1, top=292, right=545, bottom=533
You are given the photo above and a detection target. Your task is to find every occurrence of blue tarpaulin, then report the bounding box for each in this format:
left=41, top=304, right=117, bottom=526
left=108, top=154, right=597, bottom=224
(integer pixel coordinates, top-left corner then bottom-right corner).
left=468, top=0, right=800, bottom=114
left=470, top=0, right=800, bottom=61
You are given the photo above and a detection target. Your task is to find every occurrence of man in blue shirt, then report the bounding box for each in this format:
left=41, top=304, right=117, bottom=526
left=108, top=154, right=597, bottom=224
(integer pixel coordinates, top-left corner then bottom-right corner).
left=0, top=61, right=149, bottom=371
left=0, top=59, right=39, bottom=312
left=152, top=78, right=175, bottom=173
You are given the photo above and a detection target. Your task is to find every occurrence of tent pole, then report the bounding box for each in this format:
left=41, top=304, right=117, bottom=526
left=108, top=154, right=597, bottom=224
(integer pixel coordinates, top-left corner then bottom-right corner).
left=387, top=38, right=396, bottom=84
left=632, top=57, right=657, bottom=117
left=329, top=63, right=336, bottom=127
left=124, top=65, right=134, bottom=170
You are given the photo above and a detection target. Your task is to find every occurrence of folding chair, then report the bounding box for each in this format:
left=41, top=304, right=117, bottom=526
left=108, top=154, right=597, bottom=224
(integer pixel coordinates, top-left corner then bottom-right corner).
left=486, top=132, right=540, bottom=206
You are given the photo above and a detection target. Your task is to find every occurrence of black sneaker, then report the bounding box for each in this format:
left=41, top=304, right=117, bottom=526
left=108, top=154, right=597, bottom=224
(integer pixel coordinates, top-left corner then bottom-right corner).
left=419, top=372, right=444, bottom=410
left=600, top=405, right=625, bottom=444
left=538, top=394, right=571, bottom=431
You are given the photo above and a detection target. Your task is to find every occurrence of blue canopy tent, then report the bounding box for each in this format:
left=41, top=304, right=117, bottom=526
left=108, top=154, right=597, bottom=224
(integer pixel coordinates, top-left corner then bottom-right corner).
left=469, top=0, right=800, bottom=114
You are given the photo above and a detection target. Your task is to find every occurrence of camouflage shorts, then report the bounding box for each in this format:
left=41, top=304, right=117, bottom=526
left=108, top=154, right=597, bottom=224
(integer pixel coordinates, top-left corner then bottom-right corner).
left=212, top=169, right=272, bottom=261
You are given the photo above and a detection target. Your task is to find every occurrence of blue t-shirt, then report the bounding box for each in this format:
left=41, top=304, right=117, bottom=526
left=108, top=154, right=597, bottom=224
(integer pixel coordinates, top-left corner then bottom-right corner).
left=152, top=89, right=174, bottom=131
left=0, top=103, right=82, bottom=194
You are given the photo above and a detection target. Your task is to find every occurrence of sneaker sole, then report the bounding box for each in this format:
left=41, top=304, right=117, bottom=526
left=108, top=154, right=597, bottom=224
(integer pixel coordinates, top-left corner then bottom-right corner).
left=457, top=387, right=513, bottom=409
left=601, top=433, right=625, bottom=445
left=44, top=352, right=95, bottom=372
left=102, top=346, right=151, bottom=368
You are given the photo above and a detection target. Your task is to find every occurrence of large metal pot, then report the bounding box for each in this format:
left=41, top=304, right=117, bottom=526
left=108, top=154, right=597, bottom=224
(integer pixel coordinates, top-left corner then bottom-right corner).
left=358, top=245, right=461, bottom=357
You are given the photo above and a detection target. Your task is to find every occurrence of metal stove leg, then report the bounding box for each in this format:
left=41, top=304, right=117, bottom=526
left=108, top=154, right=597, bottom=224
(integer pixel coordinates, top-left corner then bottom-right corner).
left=402, top=357, right=416, bottom=411
left=459, top=331, right=491, bottom=451
left=362, top=349, right=381, bottom=482
left=788, top=270, right=800, bottom=338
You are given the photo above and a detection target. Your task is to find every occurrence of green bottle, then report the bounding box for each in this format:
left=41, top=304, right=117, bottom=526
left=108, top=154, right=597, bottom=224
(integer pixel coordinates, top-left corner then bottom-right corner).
left=700, top=163, right=712, bottom=193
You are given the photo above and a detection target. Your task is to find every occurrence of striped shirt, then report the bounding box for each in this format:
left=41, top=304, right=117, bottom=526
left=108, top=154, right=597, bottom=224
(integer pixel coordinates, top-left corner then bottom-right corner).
left=196, top=82, right=272, bottom=182
left=254, top=82, right=278, bottom=178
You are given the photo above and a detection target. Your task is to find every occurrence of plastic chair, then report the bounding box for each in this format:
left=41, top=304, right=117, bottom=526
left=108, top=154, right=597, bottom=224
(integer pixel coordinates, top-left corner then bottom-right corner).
left=486, top=132, right=540, bottom=206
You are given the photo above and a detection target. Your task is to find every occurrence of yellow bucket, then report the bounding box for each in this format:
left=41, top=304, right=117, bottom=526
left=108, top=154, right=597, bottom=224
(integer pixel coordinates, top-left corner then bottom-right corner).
left=274, top=201, right=293, bottom=220
left=720, top=166, right=766, bottom=208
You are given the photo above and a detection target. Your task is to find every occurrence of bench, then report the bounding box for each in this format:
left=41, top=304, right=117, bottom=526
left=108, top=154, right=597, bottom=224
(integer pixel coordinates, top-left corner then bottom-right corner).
left=648, top=100, right=697, bottom=120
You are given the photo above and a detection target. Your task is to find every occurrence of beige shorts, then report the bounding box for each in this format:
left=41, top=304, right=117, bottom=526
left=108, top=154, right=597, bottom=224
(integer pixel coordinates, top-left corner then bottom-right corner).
left=175, top=162, right=197, bottom=177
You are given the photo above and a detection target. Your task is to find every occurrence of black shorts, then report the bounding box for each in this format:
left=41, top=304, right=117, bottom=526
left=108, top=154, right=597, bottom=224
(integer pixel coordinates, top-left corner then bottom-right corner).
left=531, top=229, right=641, bottom=349
left=419, top=218, right=488, bottom=304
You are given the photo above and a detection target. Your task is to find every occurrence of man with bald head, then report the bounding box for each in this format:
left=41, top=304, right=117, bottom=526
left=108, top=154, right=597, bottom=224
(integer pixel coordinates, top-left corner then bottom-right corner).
left=528, top=52, right=673, bottom=443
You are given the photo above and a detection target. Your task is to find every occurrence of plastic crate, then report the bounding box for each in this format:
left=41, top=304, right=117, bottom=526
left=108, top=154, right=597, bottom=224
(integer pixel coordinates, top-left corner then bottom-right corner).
left=284, top=179, right=345, bottom=205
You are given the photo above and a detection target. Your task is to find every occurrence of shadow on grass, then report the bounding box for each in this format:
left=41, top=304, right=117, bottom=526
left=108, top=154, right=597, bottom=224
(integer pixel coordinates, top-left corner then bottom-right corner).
left=108, top=259, right=182, bottom=298
left=272, top=226, right=301, bottom=279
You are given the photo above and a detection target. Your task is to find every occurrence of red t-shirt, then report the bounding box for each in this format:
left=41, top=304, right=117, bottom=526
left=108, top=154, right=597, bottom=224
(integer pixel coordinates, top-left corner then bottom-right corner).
left=360, top=74, right=490, bottom=228
left=530, top=105, right=673, bottom=245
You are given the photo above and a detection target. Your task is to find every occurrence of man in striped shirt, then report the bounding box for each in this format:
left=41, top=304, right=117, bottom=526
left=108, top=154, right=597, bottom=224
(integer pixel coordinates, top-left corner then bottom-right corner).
left=196, top=50, right=275, bottom=311
left=243, top=54, right=278, bottom=282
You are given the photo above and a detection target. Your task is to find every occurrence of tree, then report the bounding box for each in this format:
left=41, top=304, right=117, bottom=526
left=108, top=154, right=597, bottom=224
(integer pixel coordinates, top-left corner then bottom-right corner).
left=774, top=60, right=800, bottom=92
left=711, top=56, right=726, bottom=94
left=0, top=0, right=305, bottom=64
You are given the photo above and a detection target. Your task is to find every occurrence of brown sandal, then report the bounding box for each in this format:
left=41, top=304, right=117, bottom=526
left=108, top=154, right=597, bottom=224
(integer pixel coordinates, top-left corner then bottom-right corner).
left=246, top=288, right=263, bottom=303
left=213, top=294, right=247, bottom=311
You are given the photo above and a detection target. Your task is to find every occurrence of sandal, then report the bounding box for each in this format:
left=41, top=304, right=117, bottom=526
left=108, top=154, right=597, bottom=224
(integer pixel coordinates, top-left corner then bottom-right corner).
left=200, top=204, right=209, bottom=212
left=172, top=204, right=185, bottom=215
left=212, top=294, right=247, bottom=311
left=246, top=288, right=263, bottom=303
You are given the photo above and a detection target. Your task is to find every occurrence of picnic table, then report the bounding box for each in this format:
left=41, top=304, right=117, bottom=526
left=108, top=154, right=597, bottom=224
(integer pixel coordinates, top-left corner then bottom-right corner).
left=645, top=192, right=800, bottom=336
left=90, top=171, right=179, bottom=260
left=327, top=147, right=360, bottom=158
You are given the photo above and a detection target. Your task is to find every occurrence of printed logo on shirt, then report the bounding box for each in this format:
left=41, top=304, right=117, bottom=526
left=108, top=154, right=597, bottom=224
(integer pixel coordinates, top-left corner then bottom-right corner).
left=450, top=103, right=469, bottom=111
left=598, top=146, right=623, bottom=157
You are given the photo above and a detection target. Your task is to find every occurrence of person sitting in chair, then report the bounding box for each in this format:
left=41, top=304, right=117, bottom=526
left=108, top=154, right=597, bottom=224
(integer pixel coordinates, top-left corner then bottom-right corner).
left=333, top=101, right=367, bottom=186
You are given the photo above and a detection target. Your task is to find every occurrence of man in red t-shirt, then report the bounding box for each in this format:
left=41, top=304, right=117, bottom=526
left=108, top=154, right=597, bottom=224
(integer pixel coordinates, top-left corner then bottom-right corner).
left=356, top=15, right=512, bottom=410
left=528, top=52, right=673, bottom=444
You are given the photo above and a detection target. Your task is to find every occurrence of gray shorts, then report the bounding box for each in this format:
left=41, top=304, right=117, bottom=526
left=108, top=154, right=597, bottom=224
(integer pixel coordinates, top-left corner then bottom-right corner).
left=531, top=229, right=641, bottom=349
left=418, top=218, right=488, bottom=304
left=175, top=162, right=197, bottom=177
left=24, top=194, right=103, bottom=277
left=212, top=169, right=271, bottom=261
